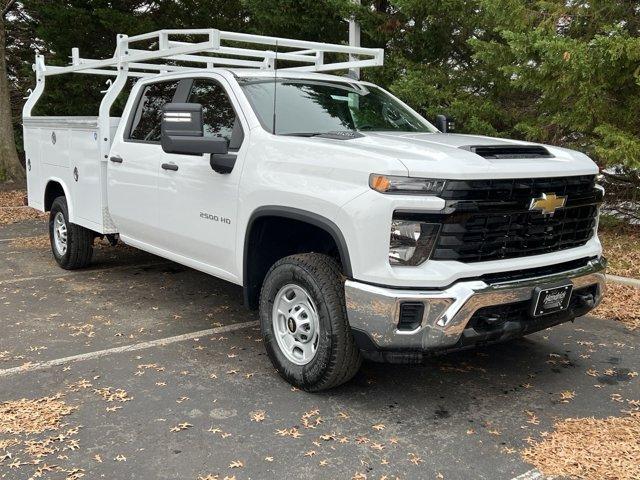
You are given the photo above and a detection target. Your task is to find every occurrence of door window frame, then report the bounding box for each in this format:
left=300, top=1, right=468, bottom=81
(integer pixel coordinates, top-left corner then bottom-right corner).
left=123, top=74, right=247, bottom=150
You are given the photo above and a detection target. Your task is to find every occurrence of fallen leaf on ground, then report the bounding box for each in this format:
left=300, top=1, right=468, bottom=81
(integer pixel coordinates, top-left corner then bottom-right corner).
left=522, top=412, right=640, bottom=480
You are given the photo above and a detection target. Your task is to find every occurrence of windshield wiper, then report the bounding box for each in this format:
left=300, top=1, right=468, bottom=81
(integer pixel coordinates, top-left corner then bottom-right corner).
left=281, top=132, right=325, bottom=137
left=282, top=131, right=364, bottom=140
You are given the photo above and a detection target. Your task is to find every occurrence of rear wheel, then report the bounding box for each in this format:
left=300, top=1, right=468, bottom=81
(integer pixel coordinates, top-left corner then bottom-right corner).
left=259, top=253, right=361, bottom=391
left=49, top=196, right=94, bottom=269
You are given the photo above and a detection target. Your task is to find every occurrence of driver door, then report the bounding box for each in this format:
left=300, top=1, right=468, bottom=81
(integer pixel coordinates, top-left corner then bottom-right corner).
left=155, top=76, right=247, bottom=283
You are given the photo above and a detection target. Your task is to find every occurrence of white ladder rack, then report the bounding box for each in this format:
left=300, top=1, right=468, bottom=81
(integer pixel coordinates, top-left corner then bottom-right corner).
left=23, top=29, right=384, bottom=163
left=31, top=29, right=384, bottom=79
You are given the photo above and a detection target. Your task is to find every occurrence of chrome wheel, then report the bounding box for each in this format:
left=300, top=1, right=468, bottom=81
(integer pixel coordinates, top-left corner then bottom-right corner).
left=53, top=212, right=68, bottom=256
left=272, top=284, right=320, bottom=365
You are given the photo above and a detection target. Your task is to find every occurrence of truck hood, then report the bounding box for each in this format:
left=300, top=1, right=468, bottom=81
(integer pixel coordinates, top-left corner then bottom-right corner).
left=330, top=132, right=599, bottom=179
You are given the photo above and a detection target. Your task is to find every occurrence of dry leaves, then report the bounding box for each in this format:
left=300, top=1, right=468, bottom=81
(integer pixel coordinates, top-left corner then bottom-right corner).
left=599, top=225, right=640, bottom=279
left=559, top=390, right=576, bottom=403
left=0, top=394, right=76, bottom=435
left=593, top=283, right=640, bottom=330
left=0, top=189, right=25, bottom=207
left=92, top=387, right=132, bottom=403
left=9, top=234, right=50, bottom=249
left=0, top=190, right=45, bottom=225
left=170, top=422, right=193, bottom=432
left=0, top=206, right=45, bottom=225
left=250, top=410, right=266, bottom=422
left=522, top=412, right=640, bottom=480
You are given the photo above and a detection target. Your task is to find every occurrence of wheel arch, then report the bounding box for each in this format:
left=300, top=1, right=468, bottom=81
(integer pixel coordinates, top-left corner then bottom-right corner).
left=243, top=206, right=353, bottom=310
left=44, top=178, right=74, bottom=221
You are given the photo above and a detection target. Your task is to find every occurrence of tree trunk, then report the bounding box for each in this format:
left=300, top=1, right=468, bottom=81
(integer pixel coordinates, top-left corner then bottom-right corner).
left=0, top=14, right=24, bottom=181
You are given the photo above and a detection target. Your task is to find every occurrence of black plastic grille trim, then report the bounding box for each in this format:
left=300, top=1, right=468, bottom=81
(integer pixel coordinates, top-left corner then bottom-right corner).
left=398, top=302, right=424, bottom=331
left=397, top=175, right=601, bottom=263
left=460, top=145, right=554, bottom=159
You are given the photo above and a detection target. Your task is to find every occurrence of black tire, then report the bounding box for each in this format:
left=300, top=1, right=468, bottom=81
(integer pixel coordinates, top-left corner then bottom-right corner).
left=49, top=196, right=94, bottom=270
left=259, top=253, right=362, bottom=391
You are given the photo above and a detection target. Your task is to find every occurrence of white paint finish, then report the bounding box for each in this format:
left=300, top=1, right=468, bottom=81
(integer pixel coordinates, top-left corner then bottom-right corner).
left=21, top=29, right=383, bottom=81
left=107, top=141, right=160, bottom=243
left=154, top=74, right=247, bottom=278
left=23, top=126, right=42, bottom=208
left=70, top=128, right=103, bottom=224
left=22, top=117, right=121, bottom=232
left=331, top=132, right=599, bottom=180
left=0, top=320, right=258, bottom=378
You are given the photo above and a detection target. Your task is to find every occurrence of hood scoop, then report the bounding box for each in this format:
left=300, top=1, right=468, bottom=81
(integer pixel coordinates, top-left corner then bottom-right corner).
left=460, top=145, right=554, bottom=159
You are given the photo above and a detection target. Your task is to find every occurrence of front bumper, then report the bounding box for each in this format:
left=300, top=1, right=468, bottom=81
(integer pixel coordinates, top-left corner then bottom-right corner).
left=345, top=257, right=606, bottom=358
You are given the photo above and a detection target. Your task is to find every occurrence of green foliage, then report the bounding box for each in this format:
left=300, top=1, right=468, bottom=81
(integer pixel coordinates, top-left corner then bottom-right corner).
left=5, top=0, right=640, bottom=172
left=468, top=0, right=640, bottom=169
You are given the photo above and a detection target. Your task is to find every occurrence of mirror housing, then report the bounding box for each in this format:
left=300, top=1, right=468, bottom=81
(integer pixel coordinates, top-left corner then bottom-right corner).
left=435, top=114, right=455, bottom=133
left=161, top=103, right=229, bottom=155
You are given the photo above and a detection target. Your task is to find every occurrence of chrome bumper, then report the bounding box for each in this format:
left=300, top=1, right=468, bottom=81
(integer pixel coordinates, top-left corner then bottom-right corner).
left=345, top=257, right=606, bottom=352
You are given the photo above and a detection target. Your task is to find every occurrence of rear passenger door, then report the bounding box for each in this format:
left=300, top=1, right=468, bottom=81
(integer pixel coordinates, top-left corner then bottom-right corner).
left=155, top=76, right=247, bottom=283
left=108, top=79, right=186, bottom=244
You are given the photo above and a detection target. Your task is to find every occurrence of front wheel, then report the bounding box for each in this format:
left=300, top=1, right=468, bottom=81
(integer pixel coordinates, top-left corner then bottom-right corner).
left=49, top=196, right=94, bottom=269
left=259, top=253, right=361, bottom=391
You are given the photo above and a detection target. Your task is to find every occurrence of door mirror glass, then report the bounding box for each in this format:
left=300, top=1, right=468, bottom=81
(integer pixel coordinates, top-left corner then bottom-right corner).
left=161, top=103, right=229, bottom=155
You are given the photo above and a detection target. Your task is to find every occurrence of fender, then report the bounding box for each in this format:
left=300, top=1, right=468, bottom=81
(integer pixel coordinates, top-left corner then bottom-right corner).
left=44, top=178, right=75, bottom=222
left=243, top=206, right=354, bottom=307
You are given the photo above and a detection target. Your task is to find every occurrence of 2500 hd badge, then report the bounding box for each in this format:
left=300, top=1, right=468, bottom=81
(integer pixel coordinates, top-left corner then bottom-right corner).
left=200, top=212, right=231, bottom=225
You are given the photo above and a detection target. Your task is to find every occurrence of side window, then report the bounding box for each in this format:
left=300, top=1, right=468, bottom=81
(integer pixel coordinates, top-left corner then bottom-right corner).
left=129, top=80, right=180, bottom=142
left=187, top=79, right=244, bottom=150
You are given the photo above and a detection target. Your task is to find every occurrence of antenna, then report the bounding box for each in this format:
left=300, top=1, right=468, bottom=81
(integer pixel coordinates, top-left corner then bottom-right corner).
left=272, top=40, right=278, bottom=135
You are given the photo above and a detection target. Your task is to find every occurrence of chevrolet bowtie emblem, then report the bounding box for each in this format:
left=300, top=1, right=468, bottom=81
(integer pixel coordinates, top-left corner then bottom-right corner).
left=529, top=193, right=567, bottom=215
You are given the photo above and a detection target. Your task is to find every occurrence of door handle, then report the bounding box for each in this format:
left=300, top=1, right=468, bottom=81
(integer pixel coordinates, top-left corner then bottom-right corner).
left=110, top=156, right=123, bottom=163
left=162, top=163, right=179, bottom=171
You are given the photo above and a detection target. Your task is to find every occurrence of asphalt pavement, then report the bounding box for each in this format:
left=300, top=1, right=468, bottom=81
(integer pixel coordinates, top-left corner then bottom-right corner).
left=1, top=217, right=638, bottom=480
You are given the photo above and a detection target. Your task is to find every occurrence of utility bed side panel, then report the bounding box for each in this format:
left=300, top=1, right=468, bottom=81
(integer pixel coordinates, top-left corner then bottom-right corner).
left=23, top=116, right=120, bottom=234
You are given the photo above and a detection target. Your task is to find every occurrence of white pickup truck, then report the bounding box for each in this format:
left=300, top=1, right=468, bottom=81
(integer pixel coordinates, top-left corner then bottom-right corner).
left=22, top=30, right=606, bottom=391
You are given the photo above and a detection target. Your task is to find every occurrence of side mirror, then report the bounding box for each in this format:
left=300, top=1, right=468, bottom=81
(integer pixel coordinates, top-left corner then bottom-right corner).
left=435, top=114, right=455, bottom=133
left=161, top=103, right=228, bottom=155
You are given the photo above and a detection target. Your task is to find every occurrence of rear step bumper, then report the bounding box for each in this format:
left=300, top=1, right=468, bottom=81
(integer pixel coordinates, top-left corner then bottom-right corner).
left=345, top=257, right=606, bottom=361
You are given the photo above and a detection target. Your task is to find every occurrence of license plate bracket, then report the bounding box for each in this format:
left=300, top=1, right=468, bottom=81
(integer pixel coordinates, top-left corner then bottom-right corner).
left=530, top=281, right=574, bottom=317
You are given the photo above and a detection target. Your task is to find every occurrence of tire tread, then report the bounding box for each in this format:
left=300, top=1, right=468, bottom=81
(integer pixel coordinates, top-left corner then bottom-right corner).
left=260, top=253, right=361, bottom=391
left=50, top=196, right=93, bottom=270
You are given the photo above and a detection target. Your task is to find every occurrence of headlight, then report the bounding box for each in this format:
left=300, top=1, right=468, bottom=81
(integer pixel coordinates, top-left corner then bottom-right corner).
left=389, top=219, right=440, bottom=266
left=370, top=174, right=446, bottom=195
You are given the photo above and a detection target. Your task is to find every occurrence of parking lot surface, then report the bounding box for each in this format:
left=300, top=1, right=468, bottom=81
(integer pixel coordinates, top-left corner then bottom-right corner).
left=1, top=218, right=638, bottom=480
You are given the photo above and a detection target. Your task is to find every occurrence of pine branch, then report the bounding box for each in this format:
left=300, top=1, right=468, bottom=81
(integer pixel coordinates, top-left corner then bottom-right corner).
left=2, top=0, right=17, bottom=18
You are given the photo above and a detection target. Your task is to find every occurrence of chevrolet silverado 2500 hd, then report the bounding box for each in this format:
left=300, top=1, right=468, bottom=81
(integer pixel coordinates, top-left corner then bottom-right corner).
left=22, top=30, right=606, bottom=391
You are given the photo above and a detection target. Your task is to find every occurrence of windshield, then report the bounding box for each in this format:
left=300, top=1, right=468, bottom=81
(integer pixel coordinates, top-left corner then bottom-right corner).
left=239, top=79, right=435, bottom=136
